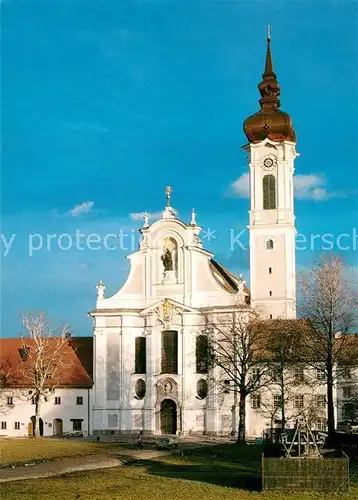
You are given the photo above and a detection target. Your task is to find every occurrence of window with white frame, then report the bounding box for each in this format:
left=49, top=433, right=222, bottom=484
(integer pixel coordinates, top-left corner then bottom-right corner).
left=54, top=397, right=61, bottom=405
left=71, top=419, right=82, bottom=431
left=223, top=380, right=230, bottom=394
left=251, top=367, right=261, bottom=381
left=14, top=422, right=20, bottom=430
left=294, top=366, right=304, bottom=383
left=76, top=396, right=83, bottom=405
left=342, top=402, right=356, bottom=421
left=6, top=396, right=13, bottom=405
left=266, top=239, right=274, bottom=250
left=342, top=367, right=352, bottom=379
left=251, top=394, right=261, bottom=409
left=315, top=395, right=326, bottom=408
left=316, top=368, right=325, bottom=381
left=273, top=395, right=282, bottom=408
left=343, top=386, right=352, bottom=398
left=1, top=422, right=6, bottom=430
left=294, top=395, right=304, bottom=409
left=315, top=418, right=327, bottom=431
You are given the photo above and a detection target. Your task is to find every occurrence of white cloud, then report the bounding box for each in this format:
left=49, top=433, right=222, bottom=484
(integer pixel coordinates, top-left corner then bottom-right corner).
left=229, top=173, right=250, bottom=198
left=229, top=173, right=340, bottom=202
left=294, top=174, right=332, bottom=201
left=130, top=211, right=162, bottom=221
left=68, top=201, right=94, bottom=217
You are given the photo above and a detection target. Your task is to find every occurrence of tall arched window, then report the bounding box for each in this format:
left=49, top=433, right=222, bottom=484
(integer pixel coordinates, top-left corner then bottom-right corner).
left=135, top=337, right=146, bottom=374
left=263, top=175, right=276, bottom=210
left=161, top=330, right=178, bottom=374
left=196, top=335, right=208, bottom=374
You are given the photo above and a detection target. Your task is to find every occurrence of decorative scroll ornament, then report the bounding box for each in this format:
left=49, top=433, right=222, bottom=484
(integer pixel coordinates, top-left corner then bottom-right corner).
left=155, top=298, right=179, bottom=328
left=96, top=280, right=105, bottom=300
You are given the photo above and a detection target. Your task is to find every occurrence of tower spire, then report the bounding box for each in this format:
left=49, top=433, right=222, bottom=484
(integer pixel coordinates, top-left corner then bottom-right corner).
left=264, top=25, right=274, bottom=76
left=243, top=28, right=296, bottom=143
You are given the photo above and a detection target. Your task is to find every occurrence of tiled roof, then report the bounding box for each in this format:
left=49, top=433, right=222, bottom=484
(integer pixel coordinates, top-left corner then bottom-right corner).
left=0, top=337, right=93, bottom=388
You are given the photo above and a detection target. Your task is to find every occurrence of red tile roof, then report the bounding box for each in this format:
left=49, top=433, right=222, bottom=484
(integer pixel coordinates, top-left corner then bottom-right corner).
left=0, top=337, right=93, bottom=389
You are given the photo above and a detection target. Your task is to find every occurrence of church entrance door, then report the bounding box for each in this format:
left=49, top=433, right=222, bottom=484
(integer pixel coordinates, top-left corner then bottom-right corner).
left=160, top=399, right=177, bottom=435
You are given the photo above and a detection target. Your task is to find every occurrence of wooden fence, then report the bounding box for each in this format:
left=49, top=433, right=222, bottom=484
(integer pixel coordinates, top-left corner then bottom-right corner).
left=262, top=455, right=349, bottom=493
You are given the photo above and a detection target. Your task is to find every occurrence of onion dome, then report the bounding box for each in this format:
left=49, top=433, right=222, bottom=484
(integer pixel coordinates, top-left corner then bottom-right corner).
left=243, top=31, right=296, bottom=144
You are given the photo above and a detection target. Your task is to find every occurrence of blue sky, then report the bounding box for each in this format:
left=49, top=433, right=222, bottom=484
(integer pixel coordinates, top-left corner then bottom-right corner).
left=1, top=0, right=357, bottom=336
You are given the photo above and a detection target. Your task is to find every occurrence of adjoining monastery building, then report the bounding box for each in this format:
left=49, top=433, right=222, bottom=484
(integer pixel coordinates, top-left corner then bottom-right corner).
left=1, top=35, right=356, bottom=437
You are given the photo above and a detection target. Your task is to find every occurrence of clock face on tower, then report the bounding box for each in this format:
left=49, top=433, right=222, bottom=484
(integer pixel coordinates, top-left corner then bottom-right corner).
left=261, top=155, right=276, bottom=171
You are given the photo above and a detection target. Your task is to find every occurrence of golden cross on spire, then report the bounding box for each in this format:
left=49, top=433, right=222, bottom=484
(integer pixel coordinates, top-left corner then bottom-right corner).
left=267, top=24, right=271, bottom=41
left=165, top=185, right=173, bottom=206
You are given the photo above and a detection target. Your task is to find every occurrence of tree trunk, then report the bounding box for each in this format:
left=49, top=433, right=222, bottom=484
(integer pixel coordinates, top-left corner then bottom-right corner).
left=327, top=363, right=335, bottom=441
left=281, top=398, right=286, bottom=431
left=236, top=395, right=246, bottom=444
left=34, top=397, right=41, bottom=438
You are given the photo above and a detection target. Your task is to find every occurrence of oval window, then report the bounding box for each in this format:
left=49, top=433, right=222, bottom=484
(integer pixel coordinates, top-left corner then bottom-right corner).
left=135, top=379, right=146, bottom=400
left=196, top=379, right=208, bottom=399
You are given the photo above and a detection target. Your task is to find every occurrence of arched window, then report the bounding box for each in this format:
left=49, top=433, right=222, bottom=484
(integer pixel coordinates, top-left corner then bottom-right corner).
left=161, top=330, right=178, bottom=374
left=263, top=174, right=276, bottom=210
left=266, top=239, right=274, bottom=250
left=135, top=337, right=146, bottom=374
left=196, top=379, right=208, bottom=399
left=196, top=335, right=209, bottom=374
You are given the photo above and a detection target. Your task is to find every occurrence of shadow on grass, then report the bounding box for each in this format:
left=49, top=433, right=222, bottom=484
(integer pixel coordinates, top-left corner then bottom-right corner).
left=127, top=443, right=262, bottom=491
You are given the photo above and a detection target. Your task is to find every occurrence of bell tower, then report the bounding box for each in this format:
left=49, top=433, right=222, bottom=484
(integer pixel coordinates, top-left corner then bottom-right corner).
left=243, top=29, right=298, bottom=319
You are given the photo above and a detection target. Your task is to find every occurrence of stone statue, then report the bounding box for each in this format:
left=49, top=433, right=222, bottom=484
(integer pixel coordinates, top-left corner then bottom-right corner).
left=96, top=280, right=105, bottom=300
left=237, top=278, right=246, bottom=305
left=161, top=248, right=173, bottom=271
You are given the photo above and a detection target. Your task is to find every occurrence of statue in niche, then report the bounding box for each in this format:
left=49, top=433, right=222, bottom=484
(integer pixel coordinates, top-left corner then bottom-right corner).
left=161, top=248, right=173, bottom=271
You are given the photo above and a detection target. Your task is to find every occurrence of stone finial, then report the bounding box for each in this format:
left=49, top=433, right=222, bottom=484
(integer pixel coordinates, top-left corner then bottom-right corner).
left=96, top=280, right=105, bottom=300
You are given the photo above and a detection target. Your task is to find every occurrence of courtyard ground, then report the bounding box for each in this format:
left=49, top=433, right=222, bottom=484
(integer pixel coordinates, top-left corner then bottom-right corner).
left=1, top=442, right=357, bottom=500
left=0, top=438, right=119, bottom=468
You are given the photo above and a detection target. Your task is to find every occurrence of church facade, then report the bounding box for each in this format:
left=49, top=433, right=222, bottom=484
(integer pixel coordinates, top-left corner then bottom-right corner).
left=89, top=35, right=323, bottom=438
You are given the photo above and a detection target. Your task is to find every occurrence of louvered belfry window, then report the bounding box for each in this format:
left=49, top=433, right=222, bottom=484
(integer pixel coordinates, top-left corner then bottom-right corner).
left=196, top=335, right=209, bottom=374
left=263, top=174, right=276, bottom=210
left=161, top=330, right=178, bottom=374
left=135, top=337, right=146, bottom=374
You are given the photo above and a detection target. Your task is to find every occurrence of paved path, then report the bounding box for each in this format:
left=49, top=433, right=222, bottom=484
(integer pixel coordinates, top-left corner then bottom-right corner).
left=0, top=442, right=212, bottom=483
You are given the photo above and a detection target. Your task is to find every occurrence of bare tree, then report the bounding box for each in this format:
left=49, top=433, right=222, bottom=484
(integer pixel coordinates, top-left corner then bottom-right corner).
left=20, top=313, right=72, bottom=437
left=297, top=255, right=358, bottom=440
left=204, top=308, right=271, bottom=444
left=0, top=357, right=17, bottom=416
left=259, top=379, right=326, bottom=439
left=262, top=320, right=302, bottom=432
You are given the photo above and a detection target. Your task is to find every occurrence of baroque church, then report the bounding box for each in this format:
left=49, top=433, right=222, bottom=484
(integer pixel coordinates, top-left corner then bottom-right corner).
left=90, top=33, right=301, bottom=438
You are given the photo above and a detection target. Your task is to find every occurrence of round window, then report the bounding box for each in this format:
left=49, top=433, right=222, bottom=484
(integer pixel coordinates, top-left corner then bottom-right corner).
left=196, top=379, right=208, bottom=399
left=135, top=379, right=146, bottom=400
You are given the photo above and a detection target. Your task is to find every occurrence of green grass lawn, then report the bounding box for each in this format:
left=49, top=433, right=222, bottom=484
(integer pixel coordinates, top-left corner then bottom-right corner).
left=0, top=438, right=116, bottom=467
left=2, top=443, right=358, bottom=500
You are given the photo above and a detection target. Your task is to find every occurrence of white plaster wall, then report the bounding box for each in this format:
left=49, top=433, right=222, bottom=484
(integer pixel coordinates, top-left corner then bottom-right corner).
left=246, top=138, right=297, bottom=320
left=0, top=388, right=91, bottom=437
